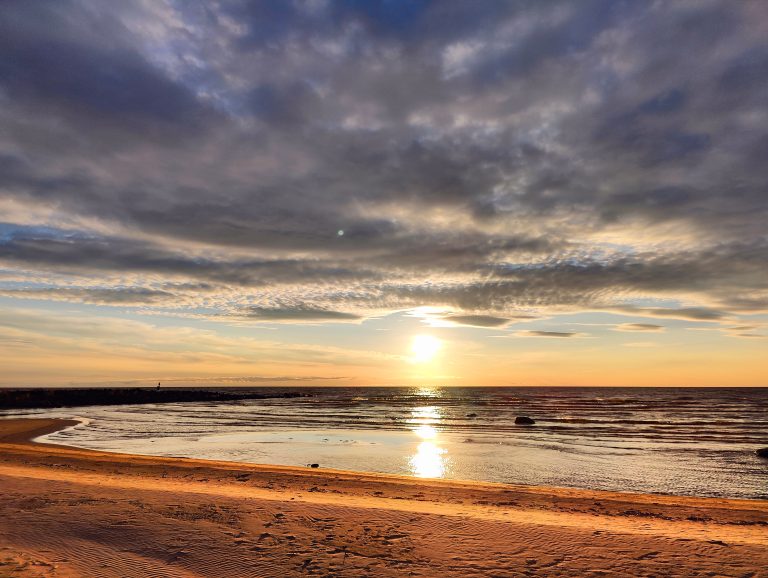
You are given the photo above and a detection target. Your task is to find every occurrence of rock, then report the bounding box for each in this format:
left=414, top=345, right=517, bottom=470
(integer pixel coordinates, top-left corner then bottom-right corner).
left=756, top=448, right=768, bottom=459
left=309, top=463, right=320, bottom=468
left=466, top=412, right=477, bottom=418
left=515, top=416, right=536, bottom=425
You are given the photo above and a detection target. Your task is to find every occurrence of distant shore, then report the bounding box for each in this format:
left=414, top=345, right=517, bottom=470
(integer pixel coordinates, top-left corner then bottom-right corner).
left=1, top=418, right=767, bottom=577
left=0, top=387, right=308, bottom=410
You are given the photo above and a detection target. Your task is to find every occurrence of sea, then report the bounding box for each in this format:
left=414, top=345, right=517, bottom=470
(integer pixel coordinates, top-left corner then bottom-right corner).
left=3, top=387, right=767, bottom=499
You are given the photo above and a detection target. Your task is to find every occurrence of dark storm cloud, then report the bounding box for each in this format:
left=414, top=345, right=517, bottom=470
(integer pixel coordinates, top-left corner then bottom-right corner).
left=0, top=0, right=766, bottom=321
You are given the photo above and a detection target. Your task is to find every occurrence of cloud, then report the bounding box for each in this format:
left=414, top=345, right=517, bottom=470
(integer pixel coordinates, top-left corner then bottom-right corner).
left=611, top=306, right=729, bottom=322
left=440, top=314, right=511, bottom=328
left=0, top=287, right=176, bottom=305
left=615, top=323, right=665, bottom=332
left=241, top=306, right=362, bottom=322
left=0, top=0, right=766, bottom=327
left=516, top=330, right=586, bottom=338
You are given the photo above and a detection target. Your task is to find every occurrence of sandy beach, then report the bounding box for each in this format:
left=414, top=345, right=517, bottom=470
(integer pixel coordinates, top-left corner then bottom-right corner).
left=0, top=419, right=766, bottom=577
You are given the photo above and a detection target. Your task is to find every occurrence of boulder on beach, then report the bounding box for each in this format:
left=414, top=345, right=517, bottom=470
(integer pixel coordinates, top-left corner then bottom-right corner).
left=756, top=448, right=768, bottom=459
left=515, top=416, right=536, bottom=425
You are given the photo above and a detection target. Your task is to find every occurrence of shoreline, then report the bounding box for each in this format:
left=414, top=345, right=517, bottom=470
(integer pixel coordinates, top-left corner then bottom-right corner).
left=20, top=416, right=768, bottom=504
left=9, top=417, right=768, bottom=511
left=2, top=418, right=768, bottom=577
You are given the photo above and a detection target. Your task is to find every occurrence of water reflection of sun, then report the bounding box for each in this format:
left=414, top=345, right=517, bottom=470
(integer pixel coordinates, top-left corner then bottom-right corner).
left=413, top=423, right=437, bottom=439
left=409, top=406, right=447, bottom=478
left=411, top=440, right=446, bottom=478
left=411, top=406, right=440, bottom=423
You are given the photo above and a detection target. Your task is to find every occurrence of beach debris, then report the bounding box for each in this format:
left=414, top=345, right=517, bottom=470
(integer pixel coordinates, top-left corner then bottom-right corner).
left=515, top=416, right=536, bottom=425
left=466, top=413, right=477, bottom=418
left=308, top=463, right=320, bottom=468
left=756, top=448, right=768, bottom=459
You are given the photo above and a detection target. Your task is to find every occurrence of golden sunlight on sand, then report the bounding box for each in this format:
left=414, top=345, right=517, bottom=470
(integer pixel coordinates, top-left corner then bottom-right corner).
left=1, top=419, right=767, bottom=577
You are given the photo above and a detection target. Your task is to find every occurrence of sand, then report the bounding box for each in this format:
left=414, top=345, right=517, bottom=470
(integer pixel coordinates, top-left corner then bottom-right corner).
left=0, top=419, right=766, bottom=577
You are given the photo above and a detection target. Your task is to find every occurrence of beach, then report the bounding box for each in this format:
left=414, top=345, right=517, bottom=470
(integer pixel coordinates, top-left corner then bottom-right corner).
left=1, top=419, right=767, bottom=577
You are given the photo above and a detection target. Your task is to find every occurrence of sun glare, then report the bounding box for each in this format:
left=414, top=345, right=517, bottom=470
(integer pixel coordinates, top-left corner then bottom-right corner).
left=409, top=335, right=442, bottom=363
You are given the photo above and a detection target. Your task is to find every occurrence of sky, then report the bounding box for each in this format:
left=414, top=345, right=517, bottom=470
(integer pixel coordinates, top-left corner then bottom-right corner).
left=0, top=0, right=766, bottom=387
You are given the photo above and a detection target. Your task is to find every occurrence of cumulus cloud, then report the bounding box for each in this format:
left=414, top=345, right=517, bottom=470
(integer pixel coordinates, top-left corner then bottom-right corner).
left=0, top=0, right=766, bottom=325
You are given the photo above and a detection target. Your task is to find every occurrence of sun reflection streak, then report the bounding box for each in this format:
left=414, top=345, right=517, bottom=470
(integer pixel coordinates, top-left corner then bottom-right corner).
left=414, top=386, right=443, bottom=398
left=411, top=440, right=446, bottom=478
left=410, top=406, right=440, bottom=423
left=409, top=406, right=447, bottom=478
left=413, top=423, right=437, bottom=439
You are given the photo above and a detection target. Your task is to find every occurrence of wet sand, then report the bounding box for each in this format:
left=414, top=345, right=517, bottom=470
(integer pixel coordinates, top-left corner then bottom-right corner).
left=0, top=419, right=766, bottom=577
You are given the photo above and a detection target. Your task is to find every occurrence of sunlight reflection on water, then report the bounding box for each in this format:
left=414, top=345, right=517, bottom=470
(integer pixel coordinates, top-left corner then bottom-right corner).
left=410, top=406, right=441, bottom=423
left=412, top=423, right=437, bottom=439
left=409, top=406, right=447, bottom=478
left=411, top=440, right=447, bottom=478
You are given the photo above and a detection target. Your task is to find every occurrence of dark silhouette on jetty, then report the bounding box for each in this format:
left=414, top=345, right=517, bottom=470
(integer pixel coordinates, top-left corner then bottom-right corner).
left=0, top=387, right=308, bottom=410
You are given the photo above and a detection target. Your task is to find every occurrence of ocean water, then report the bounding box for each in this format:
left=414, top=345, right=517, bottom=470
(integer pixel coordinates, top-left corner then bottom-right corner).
left=4, top=387, right=767, bottom=499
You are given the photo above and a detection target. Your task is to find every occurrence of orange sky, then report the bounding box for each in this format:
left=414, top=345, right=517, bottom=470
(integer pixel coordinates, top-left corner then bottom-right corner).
left=1, top=304, right=765, bottom=387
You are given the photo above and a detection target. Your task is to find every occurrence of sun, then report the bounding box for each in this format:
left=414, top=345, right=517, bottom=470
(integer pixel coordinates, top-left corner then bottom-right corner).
left=409, top=335, right=442, bottom=364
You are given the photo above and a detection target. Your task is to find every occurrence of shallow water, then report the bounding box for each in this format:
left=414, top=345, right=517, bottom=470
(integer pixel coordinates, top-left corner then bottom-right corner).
left=3, top=387, right=767, bottom=499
